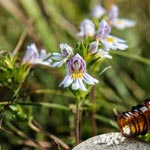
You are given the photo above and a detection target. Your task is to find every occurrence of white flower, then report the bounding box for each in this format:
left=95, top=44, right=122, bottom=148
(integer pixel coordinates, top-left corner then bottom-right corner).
left=97, top=49, right=112, bottom=59
left=108, top=4, right=136, bottom=29
left=51, top=43, right=74, bottom=67
left=96, top=20, right=111, bottom=39
left=97, top=20, right=128, bottom=51
left=77, top=19, right=95, bottom=37
left=101, top=35, right=128, bottom=51
left=91, top=5, right=106, bottom=19
left=111, top=19, right=136, bottom=30
left=108, top=4, right=119, bottom=22
left=88, top=41, right=99, bottom=54
left=88, top=41, right=112, bottom=59
left=22, top=43, right=52, bottom=66
left=59, top=54, right=99, bottom=91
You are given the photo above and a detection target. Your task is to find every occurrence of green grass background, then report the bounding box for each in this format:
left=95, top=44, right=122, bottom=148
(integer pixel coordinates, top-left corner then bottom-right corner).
left=0, top=0, right=150, bottom=149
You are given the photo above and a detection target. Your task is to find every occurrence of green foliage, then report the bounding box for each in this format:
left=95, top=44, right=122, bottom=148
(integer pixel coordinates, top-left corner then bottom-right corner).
left=0, top=53, right=30, bottom=97
left=0, top=0, right=150, bottom=149
left=0, top=54, right=16, bottom=88
left=138, top=133, right=150, bottom=142
left=8, top=105, right=30, bottom=122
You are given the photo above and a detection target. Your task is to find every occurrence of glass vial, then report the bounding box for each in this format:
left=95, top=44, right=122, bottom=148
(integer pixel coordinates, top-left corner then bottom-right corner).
left=117, top=99, right=150, bottom=137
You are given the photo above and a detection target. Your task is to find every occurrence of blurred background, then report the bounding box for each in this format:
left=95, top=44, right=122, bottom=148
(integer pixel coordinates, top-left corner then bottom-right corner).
left=0, top=0, right=150, bottom=149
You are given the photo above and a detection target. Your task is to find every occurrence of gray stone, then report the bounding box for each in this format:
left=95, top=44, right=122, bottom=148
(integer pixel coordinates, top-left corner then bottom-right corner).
left=73, top=132, right=150, bottom=150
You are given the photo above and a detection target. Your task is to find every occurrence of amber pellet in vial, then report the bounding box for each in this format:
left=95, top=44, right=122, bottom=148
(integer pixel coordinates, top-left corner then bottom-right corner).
left=117, top=99, right=150, bottom=137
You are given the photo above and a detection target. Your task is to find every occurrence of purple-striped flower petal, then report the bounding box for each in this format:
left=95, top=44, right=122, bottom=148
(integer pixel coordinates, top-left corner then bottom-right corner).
left=59, top=54, right=99, bottom=91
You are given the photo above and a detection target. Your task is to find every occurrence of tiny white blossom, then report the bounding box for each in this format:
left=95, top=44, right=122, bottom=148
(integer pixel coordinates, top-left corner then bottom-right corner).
left=97, top=49, right=112, bottom=59
left=101, top=35, right=128, bottom=51
left=59, top=54, right=99, bottom=91
left=97, top=20, right=128, bottom=51
left=51, top=43, right=74, bottom=67
left=88, top=41, right=112, bottom=59
left=22, top=43, right=52, bottom=66
left=108, top=4, right=119, bottom=22
left=88, top=41, right=99, bottom=54
left=91, top=5, right=106, bottom=19
left=108, top=4, right=136, bottom=29
left=111, top=19, right=136, bottom=30
left=96, top=20, right=111, bottom=39
left=77, top=19, right=95, bottom=37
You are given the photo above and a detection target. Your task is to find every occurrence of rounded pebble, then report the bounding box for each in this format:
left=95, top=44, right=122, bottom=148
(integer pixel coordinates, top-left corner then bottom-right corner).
left=73, top=132, right=150, bottom=150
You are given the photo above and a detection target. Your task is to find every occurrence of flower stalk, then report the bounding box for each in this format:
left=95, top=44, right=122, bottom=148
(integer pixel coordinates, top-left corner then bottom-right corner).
left=75, top=97, right=81, bottom=145
left=90, top=86, right=97, bottom=136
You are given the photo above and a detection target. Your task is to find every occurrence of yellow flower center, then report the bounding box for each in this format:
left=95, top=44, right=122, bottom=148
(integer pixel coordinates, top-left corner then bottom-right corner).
left=107, top=37, right=115, bottom=43
left=72, top=73, right=83, bottom=79
left=117, top=19, right=123, bottom=25
left=35, top=59, right=41, bottom=63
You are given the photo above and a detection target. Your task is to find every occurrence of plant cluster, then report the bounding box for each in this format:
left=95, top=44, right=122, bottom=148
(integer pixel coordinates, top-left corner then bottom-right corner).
left=2, top=2, right=150, bottom=150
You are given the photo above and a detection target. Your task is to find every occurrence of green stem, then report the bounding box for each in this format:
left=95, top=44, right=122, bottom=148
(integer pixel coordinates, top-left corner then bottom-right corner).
left=90, top=86, right=97, bottom=136
left=76, top=99, right=80, bottom=145
left=0, top=102, right=70, bottom=111
left=110, top=51, right=150, bottom=65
